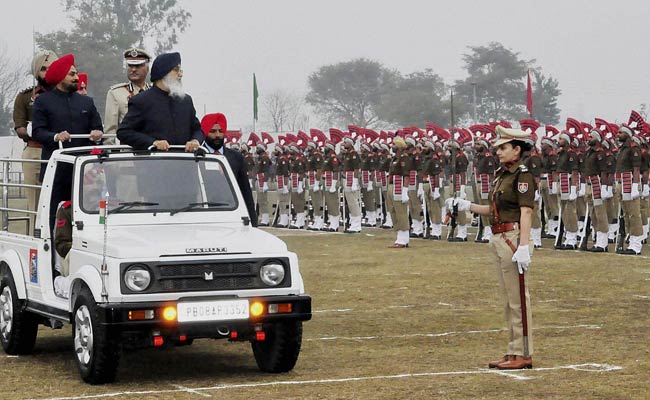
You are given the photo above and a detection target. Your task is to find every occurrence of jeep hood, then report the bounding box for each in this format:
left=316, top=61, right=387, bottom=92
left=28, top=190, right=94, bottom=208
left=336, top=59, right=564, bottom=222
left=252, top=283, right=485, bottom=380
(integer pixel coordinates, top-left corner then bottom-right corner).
left=76, top=224, right=288, bottom=258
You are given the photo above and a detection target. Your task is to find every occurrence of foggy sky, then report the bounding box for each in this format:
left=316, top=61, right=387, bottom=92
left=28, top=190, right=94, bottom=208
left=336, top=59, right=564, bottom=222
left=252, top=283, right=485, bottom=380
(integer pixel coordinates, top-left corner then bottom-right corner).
left=2, top=0, right=649, bottom=131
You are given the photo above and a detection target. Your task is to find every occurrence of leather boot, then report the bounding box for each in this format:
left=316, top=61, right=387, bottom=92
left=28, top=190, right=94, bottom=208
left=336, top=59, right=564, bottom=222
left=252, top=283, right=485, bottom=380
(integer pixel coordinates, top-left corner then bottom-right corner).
left=496, top=355, right=533, bottom=370
left=488, top=355, right=512, bottom=368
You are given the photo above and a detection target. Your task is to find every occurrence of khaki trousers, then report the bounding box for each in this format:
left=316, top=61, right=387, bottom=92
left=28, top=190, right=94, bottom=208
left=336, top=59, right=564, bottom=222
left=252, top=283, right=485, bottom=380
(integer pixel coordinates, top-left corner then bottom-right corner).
left=606, top=191, right=619, bottom=223
left=22, top=146, right=42, bottom=235
left=423, top=183, right=442, bottom=224
left=616, top=183, right=643, bottom=236
left=539, top=179, right=559, bottom=218
left=362, top=186, right=377, bottom=213
left=325, top=188, right=340, bottom=217
left=560, top=199, right=578, bottom=232
left=641, top=196, right=650, bottom=227
left=277, top=190, right=290, bottom=217
left=344, top=189, right=361, bottom=217
left=408, top=189, right=422, bottom=220
left=291, top=190, right=305, bottom=214
left=585, top=186, right=608, bottom=233
left=387, top=184, right=409, bottom=231
left=489, top=229, right=534, bottom=356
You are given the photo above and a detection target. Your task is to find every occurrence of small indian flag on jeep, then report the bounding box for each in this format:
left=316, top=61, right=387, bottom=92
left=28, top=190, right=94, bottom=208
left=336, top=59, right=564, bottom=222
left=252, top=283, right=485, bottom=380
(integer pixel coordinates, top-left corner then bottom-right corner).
left=99, top=200, right=107, bottom=224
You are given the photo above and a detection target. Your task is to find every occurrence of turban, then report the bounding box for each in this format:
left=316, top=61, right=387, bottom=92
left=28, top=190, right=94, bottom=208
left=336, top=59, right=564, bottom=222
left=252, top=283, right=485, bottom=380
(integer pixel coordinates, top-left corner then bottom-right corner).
left=150, top=52, right=181, bottom=82
left=31, top=50, right=58, bottom=78
left=200, top=113, right=227, bottom=137
left=393, top=137, right=407, bottom=149
left=45, top=53, right=75, bottom=85
left=78, top=73, right=88, bottom=89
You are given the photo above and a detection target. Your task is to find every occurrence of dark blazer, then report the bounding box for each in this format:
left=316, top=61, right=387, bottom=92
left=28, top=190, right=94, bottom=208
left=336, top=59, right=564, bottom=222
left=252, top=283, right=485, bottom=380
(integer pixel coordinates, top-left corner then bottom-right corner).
left=117, top=86, right=204, bottom=149
left=32, top=88, right=103, bottom=180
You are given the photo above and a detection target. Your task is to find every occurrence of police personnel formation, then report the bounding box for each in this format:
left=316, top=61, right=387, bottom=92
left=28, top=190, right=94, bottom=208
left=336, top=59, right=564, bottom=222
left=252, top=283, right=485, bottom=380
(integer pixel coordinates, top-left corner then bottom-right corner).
left=13, top=49, right=648, bottom=255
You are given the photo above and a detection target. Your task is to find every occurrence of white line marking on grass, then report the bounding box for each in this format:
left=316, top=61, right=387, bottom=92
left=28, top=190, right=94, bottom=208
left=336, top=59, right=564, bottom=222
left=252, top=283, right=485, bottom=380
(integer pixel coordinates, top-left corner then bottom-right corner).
left=307, top=324, right=601, bottom=342
left=388, top=305, right=415, bottom=309
left=437, top=302, right=453, bottom=306
left=29, top=363, right=622, bottom=400
left=633, top=295, right=650, bottom=300
left=171, top=385, right=212, bottom=397
left=313, top=308, right=353, bottom=314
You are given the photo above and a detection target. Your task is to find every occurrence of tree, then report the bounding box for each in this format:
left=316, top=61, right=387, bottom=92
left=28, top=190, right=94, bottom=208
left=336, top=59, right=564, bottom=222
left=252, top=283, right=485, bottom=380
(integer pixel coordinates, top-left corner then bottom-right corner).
left=530, top=69, right=561, bottom=125
left=454, top=42, right=561, bottom=124
left=0, top=43, right=30, bottom=135
left=306, top=58, right=398, bottom=128
left=35, top=0, right=191, bottom=118
left=377, top=69, right=452, bottom=127
left=263, top=90, right=310, bottom=132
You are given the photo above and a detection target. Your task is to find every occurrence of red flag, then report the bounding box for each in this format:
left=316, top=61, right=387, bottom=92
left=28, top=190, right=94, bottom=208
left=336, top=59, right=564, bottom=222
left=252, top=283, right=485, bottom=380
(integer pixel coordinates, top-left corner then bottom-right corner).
left=526, top=70, right=533, bottom=118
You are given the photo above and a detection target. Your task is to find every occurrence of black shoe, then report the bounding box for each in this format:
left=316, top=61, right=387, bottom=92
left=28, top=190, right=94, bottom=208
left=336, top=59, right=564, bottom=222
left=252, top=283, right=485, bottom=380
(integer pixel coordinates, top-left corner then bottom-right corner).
left=289, top=225, right=303, bottom=230
left=474, top=239, right=489, bottom=243
left=555, top=244, right=577, bottom=250
left=410, top=232, right=424, bottom=238
left=429, top=235, right=441, bottom=240
left=275, top=224, right=288, bottom=229
left=381, top=225, right=393, bottom=229
left=534, top=244, right=542, bottom=249
left=448, top=237, right=467, bottom=242
left=617, top=248, right=640, bottom=255
left=258, top=223, right=269, bottom=227
left=589, top=246, right=607, bottom=253
left=541, top=233, right=556, bottom=239
left=608, top=238, right=615, bottom=244
left=344, top=229, right=361, bottom=234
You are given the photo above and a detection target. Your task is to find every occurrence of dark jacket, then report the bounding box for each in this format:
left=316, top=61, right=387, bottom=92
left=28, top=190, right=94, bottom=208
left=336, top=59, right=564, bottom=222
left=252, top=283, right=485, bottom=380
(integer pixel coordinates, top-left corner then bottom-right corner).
left=32, top=88, right=103, bottom=180
left=117, top=86, right=204, bottom=149
left=223, top=147, right=258, bottom=227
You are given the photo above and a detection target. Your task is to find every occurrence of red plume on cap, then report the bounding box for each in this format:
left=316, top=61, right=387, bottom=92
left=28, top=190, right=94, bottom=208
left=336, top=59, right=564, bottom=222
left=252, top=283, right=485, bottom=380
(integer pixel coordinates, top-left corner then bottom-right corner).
left=519, top=119, right=540, bottom=134
left=297, top=130, right=311, bottom=145
left=247, top=132, right=261, bottom=146
left=228, top=131, right=242, bottom=144
left=545, top=125, right=559, bottom=137
left=45, top=53, right=75, bottom=85
left=363, top=128, right=379, bottom=143
left=278, top=135, right=287, bottom=146
left=329, top=128, right=344, bottom=144
left=581, top=121, right=593, bottom=135
left=200, top=113, right=227, bottom=137
left=261, top=132, right=274, bottom=145
left=594, top=118, right=610, bottom=132
left=628, top=110, right=645, bottom=130
left=565, top=118, right=583, bottom=136
left=347, top=125, right=363, bottom=139
left=285, top=133, right=297, bottom=144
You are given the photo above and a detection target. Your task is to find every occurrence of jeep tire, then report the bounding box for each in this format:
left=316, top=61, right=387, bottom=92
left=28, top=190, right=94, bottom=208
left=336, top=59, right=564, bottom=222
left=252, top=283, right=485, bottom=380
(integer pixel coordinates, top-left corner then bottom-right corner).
left=72, top=286, right=121, bottom=384
left=0, top=271, right=38, bottom=355
left=251, top=321, right=302, bottom=373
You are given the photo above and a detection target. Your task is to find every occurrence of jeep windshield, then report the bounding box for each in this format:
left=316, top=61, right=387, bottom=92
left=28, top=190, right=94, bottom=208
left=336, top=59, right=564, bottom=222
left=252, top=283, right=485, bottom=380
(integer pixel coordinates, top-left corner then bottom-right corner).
left=79, top=157, right=238, bottom=214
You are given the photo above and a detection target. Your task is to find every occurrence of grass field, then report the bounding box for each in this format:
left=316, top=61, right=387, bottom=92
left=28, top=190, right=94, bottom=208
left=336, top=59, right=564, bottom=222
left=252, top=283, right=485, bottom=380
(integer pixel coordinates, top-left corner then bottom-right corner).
left=1, top=226, right=649, bottom=399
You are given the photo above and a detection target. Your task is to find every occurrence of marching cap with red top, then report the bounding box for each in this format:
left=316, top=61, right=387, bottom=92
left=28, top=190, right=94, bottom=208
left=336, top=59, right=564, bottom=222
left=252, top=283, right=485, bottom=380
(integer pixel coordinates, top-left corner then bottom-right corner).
left=261, top=132, right=274, bottom=145
left=78, top=73, right=88, bottom=89
left=285, top=133, right=297, bottom=144
left=519, top=119, right=540, bottom=135
left=628, top=110, right=645, bottom=131
left=200, top=113, right=227, bottom=136
left=247, top=132, right=261, bottom=147
left=363, top=128, right=379, bottom=143
left=347, top=125, right=363, bottom=141
left=45, top=53, right=75, bottom=85
left=329, top=128, right=344, bottom=145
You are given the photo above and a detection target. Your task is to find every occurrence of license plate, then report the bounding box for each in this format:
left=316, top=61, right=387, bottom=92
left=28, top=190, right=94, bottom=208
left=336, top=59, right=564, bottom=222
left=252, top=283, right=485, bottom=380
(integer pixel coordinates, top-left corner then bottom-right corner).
left=177, top=299, right=249, bottom=323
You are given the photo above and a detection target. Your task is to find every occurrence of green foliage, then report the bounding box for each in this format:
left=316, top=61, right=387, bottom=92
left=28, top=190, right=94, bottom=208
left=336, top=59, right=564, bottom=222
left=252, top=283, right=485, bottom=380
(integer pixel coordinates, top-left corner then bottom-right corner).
left=35, top=0, right=191, bottom=118
left=530, top=69, right=561, bottom=125
left=306, top=58, right=399, bottom=128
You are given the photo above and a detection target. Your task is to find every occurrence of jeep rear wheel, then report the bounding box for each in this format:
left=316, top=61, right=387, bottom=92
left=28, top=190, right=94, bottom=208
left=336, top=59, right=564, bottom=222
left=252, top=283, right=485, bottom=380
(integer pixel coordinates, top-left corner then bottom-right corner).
left=251, top=321, right=303, bottom=373
left=72, top=287, right=121, bottom=384
left=0, top=272, right=38, bottom=355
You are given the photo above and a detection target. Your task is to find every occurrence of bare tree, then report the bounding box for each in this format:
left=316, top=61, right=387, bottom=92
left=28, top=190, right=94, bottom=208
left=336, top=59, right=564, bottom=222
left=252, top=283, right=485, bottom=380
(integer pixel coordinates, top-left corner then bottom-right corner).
left=0, top=43, right=29, bottom=135
left=263, top=90, right=311, bottom=132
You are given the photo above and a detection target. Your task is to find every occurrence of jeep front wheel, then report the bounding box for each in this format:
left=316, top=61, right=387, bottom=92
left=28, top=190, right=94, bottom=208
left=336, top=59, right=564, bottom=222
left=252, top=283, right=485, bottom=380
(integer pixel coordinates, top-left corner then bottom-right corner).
left=72, top=287, right=121, bottom=384
left=251, top=321, right=303, bottom=373
left=0, top=272, right=38, bottom=355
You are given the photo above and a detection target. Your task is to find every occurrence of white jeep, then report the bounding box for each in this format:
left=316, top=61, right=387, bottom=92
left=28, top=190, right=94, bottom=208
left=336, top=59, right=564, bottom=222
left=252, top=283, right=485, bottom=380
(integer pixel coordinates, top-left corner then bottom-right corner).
left=0, top=145, right=311, bottom=384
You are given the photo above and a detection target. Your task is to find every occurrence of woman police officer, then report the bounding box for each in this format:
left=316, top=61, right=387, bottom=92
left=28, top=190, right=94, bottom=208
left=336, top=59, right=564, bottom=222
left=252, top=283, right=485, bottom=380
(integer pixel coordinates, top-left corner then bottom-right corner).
left=446, top=125, right=536, bottom=370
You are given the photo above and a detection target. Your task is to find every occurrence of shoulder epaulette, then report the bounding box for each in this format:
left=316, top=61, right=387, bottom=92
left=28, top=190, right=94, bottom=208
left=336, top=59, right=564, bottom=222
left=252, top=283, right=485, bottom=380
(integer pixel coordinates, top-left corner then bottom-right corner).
left=109, top=82, right=129, bottom=90
left=518, top=164, right=529, bottom=172
left=20, top=86, right=35, bottom=94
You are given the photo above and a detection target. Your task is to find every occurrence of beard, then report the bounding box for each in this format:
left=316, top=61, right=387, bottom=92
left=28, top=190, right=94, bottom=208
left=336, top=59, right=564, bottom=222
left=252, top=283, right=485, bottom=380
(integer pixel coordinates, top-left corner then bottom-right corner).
left=163, top=73, right=186, bottom=99
left=206, top=136, right=224, bottom=150
left=63, top=81, right=78, bottom=93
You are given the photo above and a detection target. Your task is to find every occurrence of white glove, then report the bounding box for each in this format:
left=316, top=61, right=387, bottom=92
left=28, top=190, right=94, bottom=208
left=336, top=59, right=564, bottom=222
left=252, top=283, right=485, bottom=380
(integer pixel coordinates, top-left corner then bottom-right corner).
left=432, top=187, right=440, bottom=200
left=578, top=183, right=586, bottom=197
left=366, top=181, right=373, bottom=191
left=249, top=179, right=253, bottom=189
left=631, top=183, right=640, bottom=199
left=417, top=183, right=424, bottom=198
left=459, top=184, right=467, bottom=199
left=281, top=186, right=289, bottom=194
left=569, top=186, right=577, bottom=201
left=262, top=182, right=269, bottom=192
left=312, top=181, right=320, bottom=192
left=512, top=245, right=531, bottom=274
left=600, top=185, right=611, bottom=199
left=607, top=185, right=614, bottom=199
left=401, top=190, right=409, bottom=204
left=445, top=198, right=471, bottom=212
left=643, top=184, right=650, bottom=198
left=534, top=190, right=540, bottom=202
left=351, top=177, right=359, bottom=191
left=550, top=181, right=557, bottom=194
left=329, top=180, right=337, bottom=193
left=297, top=181, right=304, bottom=194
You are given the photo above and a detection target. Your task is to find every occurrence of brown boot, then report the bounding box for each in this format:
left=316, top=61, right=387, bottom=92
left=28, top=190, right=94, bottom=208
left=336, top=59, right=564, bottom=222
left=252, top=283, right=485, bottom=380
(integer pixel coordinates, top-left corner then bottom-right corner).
left=488, top=355, right=512, bottom=368
left=496, top=355, right=533, bottom=370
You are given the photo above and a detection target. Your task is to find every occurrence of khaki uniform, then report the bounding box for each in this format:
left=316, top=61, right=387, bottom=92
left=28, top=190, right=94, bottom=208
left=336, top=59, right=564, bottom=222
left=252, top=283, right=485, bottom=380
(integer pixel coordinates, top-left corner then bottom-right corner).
left=489, top=161, right=536, bottom=357
left=360, top=150, right=378, bottom=226
left=475, top=149, right=497, bottom=236
left=275, top=153, right=291, bottom=227
left=556, top=148, right=579, bottom=236
left=615, top=140, right=643, bottom=253
left=387, top=151, right=412, bottom=235
left=422, top=149, right=443, bottom=237
left=341, top=149, right=362, bottom=232
left=54, top=201, right=72, bottom=276
left=322, top=151, right=341, bottom=230
left=255, top=152, right=272, bottom=224
left=13, top=86, right=47, bottom=234
left=540, top=149, right=559, bottom=235
left=448, top=150, right=469, bottom=239
left=604, top=148, right=619, bottom=241
left=305, top=150, right=325, bottom=229
left=289, top=153, right=307, bottom=228
left=104, top=82, right=150, bottom=144
left=583, top=146, right=609, bottom=240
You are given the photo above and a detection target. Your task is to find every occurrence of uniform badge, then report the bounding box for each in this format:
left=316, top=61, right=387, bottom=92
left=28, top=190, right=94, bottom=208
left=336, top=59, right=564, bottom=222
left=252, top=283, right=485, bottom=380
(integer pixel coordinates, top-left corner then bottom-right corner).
left=518, top=182, right=529, bottom=193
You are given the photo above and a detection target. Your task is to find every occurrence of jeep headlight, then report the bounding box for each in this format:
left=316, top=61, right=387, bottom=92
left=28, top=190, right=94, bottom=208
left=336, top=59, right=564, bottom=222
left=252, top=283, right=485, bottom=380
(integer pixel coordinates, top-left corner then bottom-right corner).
left=260, top=263, right=285, bottom=286
left=124, top=264, right=151, bottom=292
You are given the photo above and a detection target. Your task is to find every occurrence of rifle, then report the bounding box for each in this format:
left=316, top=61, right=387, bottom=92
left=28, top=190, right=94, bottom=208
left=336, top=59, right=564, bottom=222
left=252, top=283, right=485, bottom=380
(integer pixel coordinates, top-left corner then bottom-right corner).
left=615, top=203, right=626, bottom=253
left=554, top=200, right=564, bottom=248
left=578, top=202, right=591, bottom=250
left=446, top=145, right=458, bottom=240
